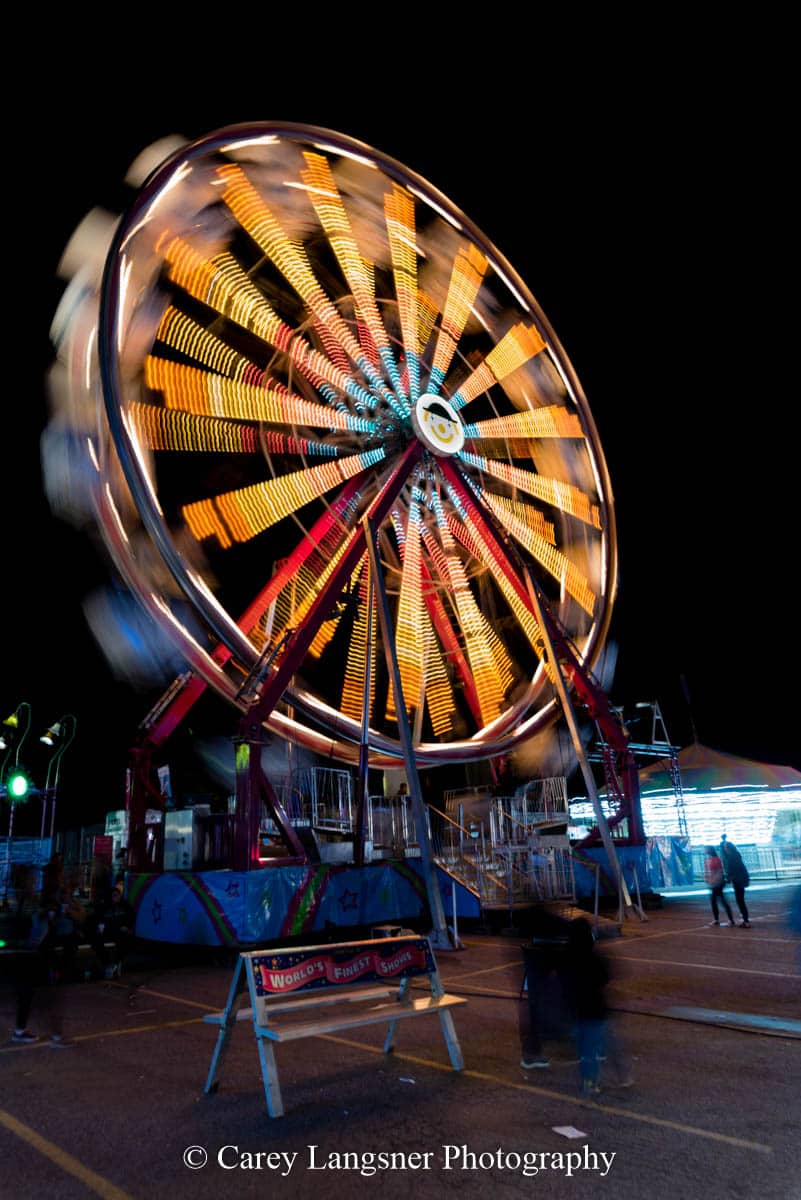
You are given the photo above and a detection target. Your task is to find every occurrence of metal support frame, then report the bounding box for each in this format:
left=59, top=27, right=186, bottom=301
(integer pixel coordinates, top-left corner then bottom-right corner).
left=353, top=564, right=374, bottom=868
left=363, top=516, right=451, bottom=947
left=229, top=444, right=423, bottom=868
left=439, top=459, right=645, bottom=846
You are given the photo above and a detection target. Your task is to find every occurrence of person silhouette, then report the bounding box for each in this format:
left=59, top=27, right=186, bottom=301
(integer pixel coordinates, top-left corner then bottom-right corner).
left=720, top=836, right=751, bottom=927
left=704, top=846, right=735, bottom=926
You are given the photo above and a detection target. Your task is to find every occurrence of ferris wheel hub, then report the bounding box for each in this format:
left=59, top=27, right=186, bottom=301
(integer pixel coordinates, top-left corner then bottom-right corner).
left=410, top=394, right=465, bottom=457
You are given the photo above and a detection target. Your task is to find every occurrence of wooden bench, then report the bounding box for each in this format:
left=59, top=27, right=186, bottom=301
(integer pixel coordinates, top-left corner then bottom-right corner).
left=204, top=934, right=466, bottom=1117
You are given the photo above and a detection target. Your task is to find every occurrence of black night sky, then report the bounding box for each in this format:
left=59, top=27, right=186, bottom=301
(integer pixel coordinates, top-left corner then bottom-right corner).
left=6, top=49, right=796, bottom=833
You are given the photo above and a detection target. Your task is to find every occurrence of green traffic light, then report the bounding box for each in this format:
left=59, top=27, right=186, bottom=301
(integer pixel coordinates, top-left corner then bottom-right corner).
left=7, top=770, right=31, bottom=800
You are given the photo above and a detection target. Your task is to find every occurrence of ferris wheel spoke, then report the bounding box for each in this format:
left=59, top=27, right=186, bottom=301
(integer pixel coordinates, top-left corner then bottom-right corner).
left=156, top=308, right=256, bottom=381
left=161, top=238, right=377, bottom=413
left=144, top=357, right=375, bottom=436
left=439, top=460, right=563, bottom=680
left=481, top=491, right=597, bottom=616
left=427, top=244, right=488, bottom=394
left=463, top=405, right=584, bottom=441
left=300, top=152, right=405, bottom=400
left=458, top=449, right=601, bottom=528
left=384, top=185, right=420, bottom=408
left=241, top=477, right=366, bottom=658
left=421, top=616, right=459, bottom=737
left=392, top=495, right=426, bottom=713
left=341, top=561, right=375, bottom=723
left=218, top=164, right=404, bottom=414
left=450, top=323, right=547, bottom=411
left=446, top=509, right=548, bottom=668
left=181, top=448, right=386, bottom=548
left=420, top=557, right=482, bottom=727
left=387, top=499, right=461, bottom=735
left=425, top=489, right=513, bottom=726
left=129, top=401, right=347, bottom=459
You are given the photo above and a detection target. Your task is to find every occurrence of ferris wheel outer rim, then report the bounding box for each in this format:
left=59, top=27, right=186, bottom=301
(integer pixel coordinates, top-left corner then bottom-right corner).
left=95, top=121, right=618, bottom=761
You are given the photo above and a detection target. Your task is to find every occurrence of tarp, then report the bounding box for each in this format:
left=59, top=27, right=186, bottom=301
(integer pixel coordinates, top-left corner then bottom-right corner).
left=639, top=743, right=801, bottom=791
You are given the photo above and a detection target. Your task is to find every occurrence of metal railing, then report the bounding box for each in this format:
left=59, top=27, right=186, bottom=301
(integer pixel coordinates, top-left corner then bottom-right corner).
left=426, top=803, right=575, bottom=908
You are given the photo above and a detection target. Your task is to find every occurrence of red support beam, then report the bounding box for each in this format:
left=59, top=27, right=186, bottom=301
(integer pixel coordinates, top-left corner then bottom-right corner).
left=441, top=459, right=644, bottom=844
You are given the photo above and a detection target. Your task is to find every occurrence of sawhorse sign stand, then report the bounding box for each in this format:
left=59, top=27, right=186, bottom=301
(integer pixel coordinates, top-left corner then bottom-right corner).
left=204, top=934, right=466, bottom=1117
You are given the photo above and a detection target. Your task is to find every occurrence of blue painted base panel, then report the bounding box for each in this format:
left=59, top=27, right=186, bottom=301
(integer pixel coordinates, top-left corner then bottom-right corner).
left=128, top=861, right=432, bottom=947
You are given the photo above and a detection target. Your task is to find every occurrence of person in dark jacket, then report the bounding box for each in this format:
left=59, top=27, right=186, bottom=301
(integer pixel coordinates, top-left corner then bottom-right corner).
left=8, top=864, right=72, bottom=1045
left=563, top=917, right=632, bottom=1095
left=720, top=836, right=751, bottom=927
left=89, top=887, right=135, bottom=978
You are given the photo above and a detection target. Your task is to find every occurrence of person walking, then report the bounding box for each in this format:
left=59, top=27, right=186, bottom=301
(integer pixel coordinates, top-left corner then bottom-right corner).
left=720, top=835, right=751, bottom=927
left=562, top=917, right=632, bottom=1096
left=704, top=845, right=735, bottom=927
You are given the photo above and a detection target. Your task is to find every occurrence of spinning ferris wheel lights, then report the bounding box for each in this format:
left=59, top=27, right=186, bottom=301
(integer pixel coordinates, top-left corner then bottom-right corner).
left=47, top=123, right=620, bottom=777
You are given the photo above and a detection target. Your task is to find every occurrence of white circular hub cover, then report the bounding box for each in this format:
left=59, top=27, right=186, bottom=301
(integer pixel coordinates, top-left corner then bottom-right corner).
left=411, top=393, right=465, bottom=456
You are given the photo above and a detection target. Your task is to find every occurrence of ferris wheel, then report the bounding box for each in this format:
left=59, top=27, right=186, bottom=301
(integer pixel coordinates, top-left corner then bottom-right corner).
left=49, top=123, right=618, bottom=772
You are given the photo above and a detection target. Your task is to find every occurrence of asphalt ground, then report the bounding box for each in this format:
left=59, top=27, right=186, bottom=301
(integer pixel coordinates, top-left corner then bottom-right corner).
left=1, top=883, right=799, bottom=1200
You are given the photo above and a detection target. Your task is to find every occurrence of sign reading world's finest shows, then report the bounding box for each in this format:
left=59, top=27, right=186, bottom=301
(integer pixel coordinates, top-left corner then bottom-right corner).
left=251, top=939, right=435, bottom=996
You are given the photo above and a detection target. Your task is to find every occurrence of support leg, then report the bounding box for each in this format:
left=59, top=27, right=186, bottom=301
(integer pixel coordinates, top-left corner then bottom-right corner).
left=205, top=958, right=245, bottom=1095
left=438, top=1009, right=464, bottom=1071
left=383, top=977, right=408, bottom=1053
left=256, top=1035, right=284, bottom=1118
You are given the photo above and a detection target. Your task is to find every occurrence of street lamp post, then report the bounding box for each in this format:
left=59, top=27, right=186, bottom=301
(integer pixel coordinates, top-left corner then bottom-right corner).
left=39, top=715, right=78, bottom=843
left=1, top=701, right=32, bottom=901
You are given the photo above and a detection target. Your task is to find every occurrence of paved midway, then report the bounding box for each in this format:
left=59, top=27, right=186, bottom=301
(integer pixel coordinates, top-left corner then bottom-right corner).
left=1, top=883, right=799, bottom=1199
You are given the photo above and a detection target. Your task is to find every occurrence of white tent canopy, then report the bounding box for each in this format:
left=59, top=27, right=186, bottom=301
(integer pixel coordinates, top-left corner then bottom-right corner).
left=571, top=743, right=801, bottom=846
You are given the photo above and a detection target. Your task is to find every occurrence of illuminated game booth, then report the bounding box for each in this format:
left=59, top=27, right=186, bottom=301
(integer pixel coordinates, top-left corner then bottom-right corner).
left=47, top=124, right=649, bottom=946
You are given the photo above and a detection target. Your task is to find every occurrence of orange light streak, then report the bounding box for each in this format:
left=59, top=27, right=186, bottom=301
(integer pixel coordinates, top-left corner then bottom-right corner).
left=144, top=358, right=372, bottom=433
left=301, top=153, right=399, bottom=384
left=395, top=502, right=424, bottom=712
left=472, top=492, right=555, bottom=544
left=428, top=494, right=511, bottom=724
left=416, top=290, right=438, bottom=357
left=130, top=402, right=339, bottom=458
left=482, top=492, right=596, bottom=615
left=452, top=323, right=546, bottom=409
left=218, top=164, right=383, bottom=391
left=308, top=561, right=363, bottom=659
left=385, top=185, right=419, bottom=402
left=156, top=308, right=250, bottom=380
left=430, top=244, right=487, bottom=387
left=341, top=562, right=375, bottom=722
left=423, top=619, right=457, bottom=736
left=161, top=239, right=374, bottom=410
left=459, top=451, right=601, bottom=528
left=182, top=450, right=384, bottom=548
left=447, top=513, right=553, bottom=680
left=464, top=405, right=583, bottom=441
